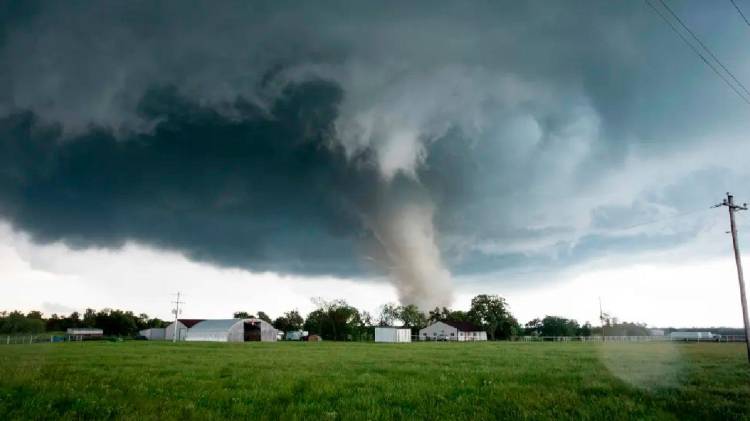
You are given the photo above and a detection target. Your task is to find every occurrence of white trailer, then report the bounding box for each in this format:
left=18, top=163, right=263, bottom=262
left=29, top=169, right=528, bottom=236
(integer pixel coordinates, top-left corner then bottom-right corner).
left=375, top=327, right=411, bottom=343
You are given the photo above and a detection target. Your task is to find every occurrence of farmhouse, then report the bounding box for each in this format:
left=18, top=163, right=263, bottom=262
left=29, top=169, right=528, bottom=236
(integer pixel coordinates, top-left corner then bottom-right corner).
left=165, top=319, right=204, bottom=341
left=374, top=327, right=411, bottom=343
left=419, top=320, right=487, bottom=341
left=185, top=318, right=278, bottom=342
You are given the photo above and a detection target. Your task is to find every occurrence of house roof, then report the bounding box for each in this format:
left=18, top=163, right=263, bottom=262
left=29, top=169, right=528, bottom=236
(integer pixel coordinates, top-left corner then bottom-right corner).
left=177, top=319, right=205, bottom=328
left=442, top=320, right=483, bottom=332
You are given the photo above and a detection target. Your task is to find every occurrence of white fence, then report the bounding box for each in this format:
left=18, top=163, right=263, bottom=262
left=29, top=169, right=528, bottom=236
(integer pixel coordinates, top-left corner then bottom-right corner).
left=1, top=334, right=97, bottom=345
left=520, top=335, right=747, bottom=342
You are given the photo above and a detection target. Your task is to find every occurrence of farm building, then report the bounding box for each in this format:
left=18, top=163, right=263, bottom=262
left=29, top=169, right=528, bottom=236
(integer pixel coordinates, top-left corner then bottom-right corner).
left=419, top=321, right=487, bottom=341
left=138, top=328, right=166, bottom=340
left=185, top=318, right=278, bottom=342
left=165, top=319, right=204, bottom=341
left=375, top=327, right=412, bottom=343
left=66, top=328, right=103, bottom=340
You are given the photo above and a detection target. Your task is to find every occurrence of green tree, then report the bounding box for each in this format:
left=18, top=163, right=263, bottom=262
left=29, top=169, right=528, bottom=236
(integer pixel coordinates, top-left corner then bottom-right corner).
left=524, top=318, right=543, bottom=336
left=82, top=308, right=97, bottom=327
left=428, top=307, right=449, bottom=323
left=306, top=298, right=363, bottom=341
left=398, top=304, right=427, bottom=332
left=377, top=303, right=400, bottom=326
left=256, top=311, right=272, bottom=324
left=467, top=294, right=516, bottom=340
left=578, top=322, right=593, bottom=337
left=539, top=316, right=580, bottom=337
left=233, top=311, right=254, bottom=319
left=273, top=310, right=304, bottom=332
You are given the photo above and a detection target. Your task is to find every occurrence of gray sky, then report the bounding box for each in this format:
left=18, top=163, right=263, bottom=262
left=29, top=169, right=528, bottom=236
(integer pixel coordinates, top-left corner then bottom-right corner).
left=1, top=0, right=749, bottom=326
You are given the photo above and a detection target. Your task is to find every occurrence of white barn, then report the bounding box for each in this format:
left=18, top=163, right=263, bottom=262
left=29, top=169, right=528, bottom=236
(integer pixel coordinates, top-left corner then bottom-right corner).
left=375, top=327, right=411, bottom=343
left=419, top=320, right=487, bottom=341
left=185, top=318, right=278, bottom=342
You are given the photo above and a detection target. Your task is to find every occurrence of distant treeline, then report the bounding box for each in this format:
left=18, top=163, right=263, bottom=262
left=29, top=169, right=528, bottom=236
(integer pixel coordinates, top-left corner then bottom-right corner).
left=0, top=309, right=167, bottom=336
left=3, top=294, right=737, bottom=339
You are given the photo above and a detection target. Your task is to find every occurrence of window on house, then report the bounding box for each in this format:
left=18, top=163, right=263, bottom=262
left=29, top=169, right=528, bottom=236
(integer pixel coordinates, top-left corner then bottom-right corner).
left=450, top=333, right=454, bottom=336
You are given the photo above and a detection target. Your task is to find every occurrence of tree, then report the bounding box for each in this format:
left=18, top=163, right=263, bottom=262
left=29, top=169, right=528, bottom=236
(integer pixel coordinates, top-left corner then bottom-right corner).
left=83, top=308, right=97, bottom=327
left=467, top=294, right=516, bottom=340
left=306, top=298, right=363, bottom=341
left=376, top=303, right=400, bottom=326
left=428, top=307, right=449, bottom=323
left=398, top=304, right=427, bottom=332
left=524, top=318, right=543, bottom=336
left=233, top=311, right=254, bottom=319
left=538, top=316, right=580, bottom=337
left=256, top=311, right=272, bottom=324
left=273, top=310, right=304, bottom=332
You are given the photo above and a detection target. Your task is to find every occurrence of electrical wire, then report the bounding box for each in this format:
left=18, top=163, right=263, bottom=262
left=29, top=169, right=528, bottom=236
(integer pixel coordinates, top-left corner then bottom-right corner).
left=730, top=0, right=750, bottom=28
left=644, top=0, right=750, bottom=105
left=658, top=0, right=750, bottom=99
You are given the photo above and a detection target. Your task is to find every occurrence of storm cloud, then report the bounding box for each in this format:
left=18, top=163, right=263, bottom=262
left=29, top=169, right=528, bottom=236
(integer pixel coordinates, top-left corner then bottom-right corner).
left=1, top=1, right=750, bottom=307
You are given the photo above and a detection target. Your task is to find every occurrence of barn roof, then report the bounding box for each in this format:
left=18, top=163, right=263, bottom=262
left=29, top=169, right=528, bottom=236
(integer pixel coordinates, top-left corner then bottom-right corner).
left=189, top=319, right=241, bottom=331
left=177, top=319, right=205, bottom=328
left=443, top=320, right=483, bottom=332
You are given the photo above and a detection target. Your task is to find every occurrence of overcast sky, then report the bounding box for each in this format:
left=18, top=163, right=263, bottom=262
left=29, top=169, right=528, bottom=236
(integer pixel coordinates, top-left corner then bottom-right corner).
left=1, top=1, right=749, bottom=327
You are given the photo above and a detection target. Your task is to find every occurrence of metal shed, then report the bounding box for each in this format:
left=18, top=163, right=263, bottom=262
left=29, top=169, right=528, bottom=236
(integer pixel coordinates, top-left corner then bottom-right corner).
left=185, top=318, right=278, bottom=342
left=139, top=328, right=166, bottom=340
left=375, top=327, right=412, bottom=343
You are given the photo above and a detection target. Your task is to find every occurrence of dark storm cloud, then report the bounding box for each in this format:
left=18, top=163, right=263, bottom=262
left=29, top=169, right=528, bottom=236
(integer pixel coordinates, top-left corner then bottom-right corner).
left=0, top=81, right=383, bottom=275
left=1, top=0, right=749, bottom=293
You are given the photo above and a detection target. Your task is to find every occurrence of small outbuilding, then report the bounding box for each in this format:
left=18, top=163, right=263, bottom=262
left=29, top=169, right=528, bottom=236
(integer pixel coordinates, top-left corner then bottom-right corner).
left=138, top=328, right=166, bottom=340
left=185, top=318, right=278, bottom=342
left=419, top=320, right=487, bottom=341
left=375, top=327, right=412, bottom=343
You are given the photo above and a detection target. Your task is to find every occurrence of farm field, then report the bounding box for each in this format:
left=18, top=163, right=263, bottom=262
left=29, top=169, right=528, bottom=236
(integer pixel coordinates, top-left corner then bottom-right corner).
left=0, top=341, right=748, bottom=420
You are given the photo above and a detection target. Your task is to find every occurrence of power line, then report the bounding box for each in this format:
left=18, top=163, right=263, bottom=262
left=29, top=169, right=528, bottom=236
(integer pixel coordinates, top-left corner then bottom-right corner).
left=730, top=0, right=750, bottom=28
left=658, top=0, right=750, bottom=100
left=644, top=0, right=750, bottom=105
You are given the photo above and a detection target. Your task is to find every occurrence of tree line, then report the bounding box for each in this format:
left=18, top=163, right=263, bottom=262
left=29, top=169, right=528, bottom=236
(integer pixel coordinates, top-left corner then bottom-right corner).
left=0, top=309, right=167, bottom=336
left=1, top=293, right=658, bottom=339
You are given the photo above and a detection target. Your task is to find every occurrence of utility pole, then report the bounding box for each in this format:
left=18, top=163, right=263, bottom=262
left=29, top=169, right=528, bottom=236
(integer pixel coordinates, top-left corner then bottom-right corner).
left=171, top=292, right=184, bottom=343
left=599, top=297, right=605, bottom=341
left=714, top=193, right=750, bottom=363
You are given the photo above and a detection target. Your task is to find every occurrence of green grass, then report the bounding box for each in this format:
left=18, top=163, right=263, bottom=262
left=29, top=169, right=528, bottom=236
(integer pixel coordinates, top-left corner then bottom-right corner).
left=0, top=341, right=748, bottom=420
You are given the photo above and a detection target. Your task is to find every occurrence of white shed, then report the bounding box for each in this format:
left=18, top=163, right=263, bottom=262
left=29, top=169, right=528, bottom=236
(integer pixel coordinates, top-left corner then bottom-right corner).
left=419, top=320, right=487, bottom=341
left=185, top=318, right=278, bottom=342
left=139, top=328, right=166, bottom=340
left=375, top=327, right=412, bottom=343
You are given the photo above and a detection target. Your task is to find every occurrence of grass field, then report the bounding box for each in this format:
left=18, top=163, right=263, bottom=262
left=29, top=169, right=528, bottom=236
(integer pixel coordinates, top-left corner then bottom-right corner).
left=0, top=341, right=748, bottom=420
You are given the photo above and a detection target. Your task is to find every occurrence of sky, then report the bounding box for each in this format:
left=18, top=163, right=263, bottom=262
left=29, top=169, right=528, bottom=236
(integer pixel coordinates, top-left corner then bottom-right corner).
left=1, top=0, right=750, bottom=327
